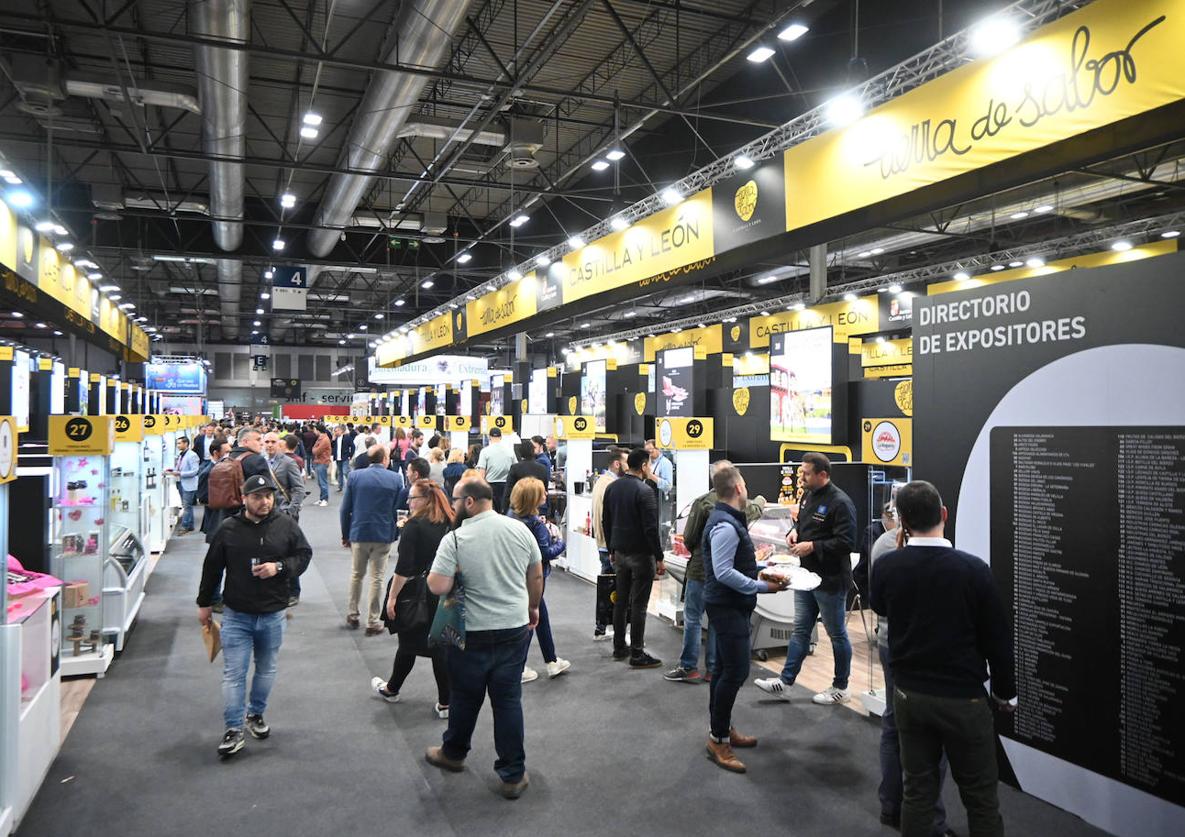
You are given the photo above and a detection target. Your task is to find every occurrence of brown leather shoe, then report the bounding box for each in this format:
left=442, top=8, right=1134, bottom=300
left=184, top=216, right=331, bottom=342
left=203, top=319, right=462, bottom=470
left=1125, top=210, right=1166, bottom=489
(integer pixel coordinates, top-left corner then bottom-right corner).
left=425, top=746, right=465, bottom=773
left=346, top=615, right=360, bottom=629
left=729, top=727, right=758, bottom=748
left=706, top=738, right=747, bottom=773
left=365, top=625, right=384, bottom=636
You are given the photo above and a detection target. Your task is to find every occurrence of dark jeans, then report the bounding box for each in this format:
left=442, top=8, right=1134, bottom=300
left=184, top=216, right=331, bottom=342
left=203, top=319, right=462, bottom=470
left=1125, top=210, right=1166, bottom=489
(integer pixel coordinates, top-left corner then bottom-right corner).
left=895, top=687, right=1003, bottom=837
left=612, top=552, right=655, bottom=655
left=488, top=482, right=507, bottom=514
left=179, top=488, right=197, bottom=530
left=529, top=574, right=556, bottom=663
left=389, top=646, right=449, bottom=706
left=879, top=641, right=948, bottom=833
left=706, top=603, right=752, bottom=739
left=441, top=626, right=530, bottom=783
left=335, top=459, right=349, bottom=490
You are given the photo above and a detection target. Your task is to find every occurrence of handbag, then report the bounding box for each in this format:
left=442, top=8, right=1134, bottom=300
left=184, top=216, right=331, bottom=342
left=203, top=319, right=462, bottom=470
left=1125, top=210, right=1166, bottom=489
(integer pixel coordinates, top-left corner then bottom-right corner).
left=428, top=533, right=467, bottom=649
left=384, top=572, right=432, bottom=634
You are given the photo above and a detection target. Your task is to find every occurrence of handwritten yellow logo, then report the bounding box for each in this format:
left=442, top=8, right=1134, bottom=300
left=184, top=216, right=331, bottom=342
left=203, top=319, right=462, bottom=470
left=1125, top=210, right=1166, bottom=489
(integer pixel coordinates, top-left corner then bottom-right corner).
left=894, top=380, right=913, bottom=416
left=733, top=387, right=750, bottom=417
left=734, top=180, right=758, bottom=222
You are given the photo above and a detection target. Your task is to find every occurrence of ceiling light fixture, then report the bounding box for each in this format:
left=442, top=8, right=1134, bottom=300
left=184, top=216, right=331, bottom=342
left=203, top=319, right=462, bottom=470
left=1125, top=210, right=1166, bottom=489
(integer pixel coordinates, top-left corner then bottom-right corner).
left=421, top=278, right=435, bottom=289
left=261, top=292, right=271, bottom=299
left=858, top=251, right=872, bottom=258
left=843, top=293, right=857, bottom=302
left=34, top=219, right=55, bottom=233
left=580, top=323, right=591, bottom=329
left=888, top=284, right=903, bottom=294
left=272, top=237, right=285, bottom=251
left=108, top=294, right=122, bottom=301
left=535, top=254, right=551, bottom=268
left=456, top=252, right=472, bottom=264
left=510, top=214, right=529, bottom=228
left=280, top=192, right=296, bottom=209
left=119, top=302, right=135, bottom=310
left=300, top=126, right=319, bottom=140
left=660, top=187, right=683, bottom=206
left=1034, top=204, right=1054, bottom=214
left=545, top=331, right=555, bottom=338
left=591, top=160, right=610, bottom=172
left=87, top=272, right=102, bottom=280
left=609, top=216, right=630, bottom=232
left=100, top=284, right=120, bottom=292
left=256, top=307, right=264, bottom=314
left=507, top=268, right=523, bottom=281
left=990, top=264, right=1006, bottom=271
left=734, top=154, right=755, bottom=170
left=394, top=299, right=405, bottom=307
left=605, top=148, right=625, bottom=162
left=55, top=241, right=74, bottom=252
left=1010, top=211, right=1029, bottom=220
left=567, top=235, right=585, bottom=249
left=1112, top=240, right=1133, bottom=251
left=1025, top=256, right=1046, bottom=268
left=747, top=45, right=775, bottom=63
left=1161, top=230, right=1180, bottom=239
left=824, top=92, right=864, bottom=127
left=302, top=111, right=322, bottom=127
left=264, top=269, right=274, bottom=279
left=374, top=313, right=384, bottom=319
left=969, top=15, right=1021, bottom=57
left=10, top=312, right=23, bottom=318
left=778, top=22, right=809, bottom=41
left=792, top=303, right=806, bottom=311
left=953, top=271, right=970, bottom=281
left=253, top=320, right=262, bottom=326
left=871, top=247, right=885, bottom=255
left=623, top=311, right=637, bottom=318
left=1009, top=260, right=1024, bottom=267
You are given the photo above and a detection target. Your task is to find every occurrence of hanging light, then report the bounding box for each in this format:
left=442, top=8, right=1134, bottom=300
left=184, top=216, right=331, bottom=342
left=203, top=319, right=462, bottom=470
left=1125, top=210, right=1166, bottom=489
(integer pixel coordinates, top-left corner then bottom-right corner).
left=824, top=92, right=864, bottom=126
left=747, top=46, right=775, bottom=63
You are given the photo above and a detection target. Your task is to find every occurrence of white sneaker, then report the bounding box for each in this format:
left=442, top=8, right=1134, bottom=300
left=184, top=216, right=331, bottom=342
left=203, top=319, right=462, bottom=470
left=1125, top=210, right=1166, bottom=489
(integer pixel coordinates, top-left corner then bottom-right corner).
left=546, top=659, right=571, bottom=679
left=318, top=500, right=328, bottom=507
left=371, top=676, right=399, bottom=703
left=521, top=666, right=539, bottom=684
left=593, top=627, right=613, bottom=641
left=812, top=686, right=850, bottom=705
left=434, top=703, right=449, bottom=719
left=754, top=677, right=793, bottom=700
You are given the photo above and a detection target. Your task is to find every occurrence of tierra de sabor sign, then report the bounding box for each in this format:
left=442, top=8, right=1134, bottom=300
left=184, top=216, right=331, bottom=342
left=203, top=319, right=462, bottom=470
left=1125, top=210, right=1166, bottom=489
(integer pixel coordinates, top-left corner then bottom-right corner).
left=784, top=0, right=1184, bottom=230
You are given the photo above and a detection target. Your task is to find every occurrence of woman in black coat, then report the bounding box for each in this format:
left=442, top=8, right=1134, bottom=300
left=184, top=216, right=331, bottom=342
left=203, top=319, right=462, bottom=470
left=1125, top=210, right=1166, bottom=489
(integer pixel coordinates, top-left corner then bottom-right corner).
left=371, top=479, right=454, bottom=718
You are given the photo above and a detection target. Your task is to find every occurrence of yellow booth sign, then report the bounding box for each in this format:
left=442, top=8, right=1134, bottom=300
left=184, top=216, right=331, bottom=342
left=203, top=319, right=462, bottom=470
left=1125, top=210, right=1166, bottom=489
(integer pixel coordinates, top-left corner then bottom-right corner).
left=656, top=417, right=714, bottom=451
left=444, top=416, right=471, bottom=432
left=554, top=415, right=596, bottom=440
left=49, top=415, right=115, bottom=456
left=481, top=415, right=513, bottom=435
left=114, top=414, right=143, bottom=442
left=391, top=416, right=413, bottom=429
left=862, top=418, right=913, bottom=467
left=416, top=415, right=438, bottom=430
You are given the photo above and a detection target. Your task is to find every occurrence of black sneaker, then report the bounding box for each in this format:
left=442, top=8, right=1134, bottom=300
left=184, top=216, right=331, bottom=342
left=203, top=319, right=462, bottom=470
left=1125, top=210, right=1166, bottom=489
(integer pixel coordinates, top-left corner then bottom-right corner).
left=245, top=714, right=270, bottom=739
left=218, top=728, right=245, bottom=757
left=612, top=647, right=630, bottom=660
left=629, top=652, right=662, bottom=669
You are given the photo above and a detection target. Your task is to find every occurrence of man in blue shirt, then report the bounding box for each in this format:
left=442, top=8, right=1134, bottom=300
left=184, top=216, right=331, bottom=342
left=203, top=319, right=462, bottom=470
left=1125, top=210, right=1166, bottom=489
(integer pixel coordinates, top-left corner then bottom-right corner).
left=340, top=445, right=403, bottom=634
left=644, top=439, right=673, bottom=494
left=702, top=464, right=788, bottom=772
left=171, top=435, right=202, bottom=534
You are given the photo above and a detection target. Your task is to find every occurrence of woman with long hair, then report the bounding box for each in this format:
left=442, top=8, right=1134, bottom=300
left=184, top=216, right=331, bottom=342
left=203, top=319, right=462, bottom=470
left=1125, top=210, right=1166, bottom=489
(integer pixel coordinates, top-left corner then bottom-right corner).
left=427, top=447, right=447, bottom=487
left=508, top=477, right=570, bottom=682
left=372, top=479, right=455, bottom=717
left=443, top=448, right=466, bottom=500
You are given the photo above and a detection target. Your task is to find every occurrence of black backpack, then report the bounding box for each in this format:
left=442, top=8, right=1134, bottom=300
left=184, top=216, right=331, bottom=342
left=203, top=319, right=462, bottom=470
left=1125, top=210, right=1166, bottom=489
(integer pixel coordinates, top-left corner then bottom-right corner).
left=195, top=458, right=215, bottom=505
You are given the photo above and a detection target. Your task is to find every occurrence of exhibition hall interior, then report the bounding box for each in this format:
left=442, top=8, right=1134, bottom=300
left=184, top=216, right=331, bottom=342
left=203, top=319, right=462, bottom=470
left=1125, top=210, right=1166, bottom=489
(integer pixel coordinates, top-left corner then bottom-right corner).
left=0, top=0, right=1183, bottom=834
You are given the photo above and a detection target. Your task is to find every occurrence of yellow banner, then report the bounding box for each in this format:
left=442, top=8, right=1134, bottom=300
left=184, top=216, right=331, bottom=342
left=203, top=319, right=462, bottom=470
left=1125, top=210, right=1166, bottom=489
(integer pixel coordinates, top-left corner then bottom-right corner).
left=466, top=272, right=539, bottom=337
left=864, top=363, right=913, bottom=379
left=928, top=239, right=1176, bottom=296
left=49, top=415, right=115, bottom=455
left=785, top=0, right=1185, bottom=232
left=376, top=310, right=455, bottom=366
left=733, top=352, right=770, bottom=376
left=750, top=296, right=879, bottom=348
left=415, top=415, right=438, bottom=430
left=656, top=416, right=714, bottom=451
left=444, top=416, right=471, bottom=432
left=481, top=415, right=513, bottom=435
left=560, top=190, right=714, bottom=304
left=862, top=418, right=913, bottom=467
left=644, top=324, right=722, bottom=362
left=861, top=337, right=914, bottom=367
left=0, top=200, right=15, bottom=270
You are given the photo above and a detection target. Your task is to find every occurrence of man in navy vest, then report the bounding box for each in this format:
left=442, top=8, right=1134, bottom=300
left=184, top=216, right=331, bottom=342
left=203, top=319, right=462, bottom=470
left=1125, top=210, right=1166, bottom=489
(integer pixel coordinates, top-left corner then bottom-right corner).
left=702, top=464, right=789, bottom=773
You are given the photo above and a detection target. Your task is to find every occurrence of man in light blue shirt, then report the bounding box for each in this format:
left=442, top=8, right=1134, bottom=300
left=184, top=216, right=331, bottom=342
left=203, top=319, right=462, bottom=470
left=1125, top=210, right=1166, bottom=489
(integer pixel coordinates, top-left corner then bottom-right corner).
left=645, top=439, right=674, bottom=494
left=173, top=436, right=201, bottom=533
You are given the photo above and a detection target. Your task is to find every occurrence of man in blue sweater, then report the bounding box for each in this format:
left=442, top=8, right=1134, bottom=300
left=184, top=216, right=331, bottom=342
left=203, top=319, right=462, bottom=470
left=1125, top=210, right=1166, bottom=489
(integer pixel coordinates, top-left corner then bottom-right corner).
left=872, top=480, right=1016, bottom=837
left=340, top=445, right=403, bottom=635
left=702, top=464, right=789, bottom=773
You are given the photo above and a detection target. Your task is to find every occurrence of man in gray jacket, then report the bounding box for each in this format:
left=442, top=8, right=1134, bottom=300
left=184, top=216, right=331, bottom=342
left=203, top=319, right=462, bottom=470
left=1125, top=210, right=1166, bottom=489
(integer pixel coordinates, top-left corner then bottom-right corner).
left=265, top=432, right=307, bottom=607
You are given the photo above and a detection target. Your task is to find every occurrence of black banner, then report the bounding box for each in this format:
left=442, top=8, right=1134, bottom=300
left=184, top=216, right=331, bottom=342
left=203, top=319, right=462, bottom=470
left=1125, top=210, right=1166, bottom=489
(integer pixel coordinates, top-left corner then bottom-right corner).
left=269, top=378, right=300, bottom=399
left=656, top=347, right=695, bottom=417
left=712, top=156, right=786, bottom=253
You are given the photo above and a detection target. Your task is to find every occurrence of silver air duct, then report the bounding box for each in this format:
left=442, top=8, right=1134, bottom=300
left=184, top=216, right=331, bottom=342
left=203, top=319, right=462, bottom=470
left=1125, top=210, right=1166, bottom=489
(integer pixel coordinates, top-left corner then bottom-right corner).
left=191, top=0, right=249, bottom=339
left=307, top=0, right=475, bottom=258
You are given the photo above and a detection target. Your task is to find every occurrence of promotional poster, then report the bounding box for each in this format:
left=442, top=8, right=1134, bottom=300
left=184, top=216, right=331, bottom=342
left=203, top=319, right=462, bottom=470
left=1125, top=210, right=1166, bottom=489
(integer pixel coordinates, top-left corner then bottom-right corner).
left=769, top=326, right=834, bottom=443
left=145, top=362, right=207, bottom=394
left=656, top=347, right=694, bottom=417
left=913, top=252, right=1185, bottom=837
left=580, top=360, right=607, bottom=432
left=528, top=368, right=548, bottom=414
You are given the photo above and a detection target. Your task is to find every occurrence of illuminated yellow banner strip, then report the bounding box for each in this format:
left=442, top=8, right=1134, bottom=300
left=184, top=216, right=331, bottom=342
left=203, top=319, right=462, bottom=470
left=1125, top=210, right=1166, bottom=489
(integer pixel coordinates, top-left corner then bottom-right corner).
left=750, top=297, right=879, bottom=349
left=466, top=272, right=538, bottom=337
left=785, top=0, right=1185, bottom=232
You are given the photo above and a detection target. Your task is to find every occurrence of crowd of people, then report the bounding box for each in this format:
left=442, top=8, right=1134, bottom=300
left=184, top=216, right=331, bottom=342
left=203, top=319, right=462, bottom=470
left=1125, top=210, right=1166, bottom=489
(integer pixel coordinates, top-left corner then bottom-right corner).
left=185, top=415, right=1016, bottom=833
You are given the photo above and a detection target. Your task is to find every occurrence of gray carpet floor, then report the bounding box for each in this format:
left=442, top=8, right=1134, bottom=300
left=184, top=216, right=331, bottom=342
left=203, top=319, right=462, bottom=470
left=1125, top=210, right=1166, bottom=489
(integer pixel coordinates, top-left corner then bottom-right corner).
left=18, top=488, right=1110, bottom=837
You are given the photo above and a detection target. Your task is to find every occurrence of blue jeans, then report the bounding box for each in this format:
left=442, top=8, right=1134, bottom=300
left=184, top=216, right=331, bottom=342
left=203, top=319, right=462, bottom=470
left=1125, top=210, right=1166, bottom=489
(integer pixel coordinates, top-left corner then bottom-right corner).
left=313, top=463, right=329, bottom=501
left=530, top=573, right=557, bottom=663
left=335, top=459, right=349, bottom=490
left=779, top=588, right=852, bottom=689
left=220, top=607, right=286, bottom=730
left=706, top=603, right=752, bottom=739
left=679, top=578, right=717, bottom=673
left=879, top=636, right=949, bottom=832
left=179, top=488, right=196, bottom=530
left=442, top=626, right=530, bottom=783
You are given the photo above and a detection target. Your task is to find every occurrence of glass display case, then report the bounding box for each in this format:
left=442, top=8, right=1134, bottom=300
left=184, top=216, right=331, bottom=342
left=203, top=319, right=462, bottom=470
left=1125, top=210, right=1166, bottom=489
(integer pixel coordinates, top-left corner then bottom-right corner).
left=103, top=526, right=147, bottom=651
left=49, top=453, right=113, bottom=676
left=142, top=432, right=166, bottom=553
left=748, top=502, right=818, bottom=659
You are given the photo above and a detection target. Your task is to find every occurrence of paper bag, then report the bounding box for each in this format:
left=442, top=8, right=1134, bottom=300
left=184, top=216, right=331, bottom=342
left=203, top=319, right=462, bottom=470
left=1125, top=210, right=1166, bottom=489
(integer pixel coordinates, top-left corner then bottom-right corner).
left=202, top=620, right=222, bottom=662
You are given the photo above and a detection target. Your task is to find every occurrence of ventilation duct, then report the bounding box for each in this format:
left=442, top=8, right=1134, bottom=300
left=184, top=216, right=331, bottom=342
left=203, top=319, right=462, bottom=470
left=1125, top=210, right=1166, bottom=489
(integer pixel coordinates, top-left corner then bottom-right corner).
left=7, top=57, right=201, bottom=114
left=397, top=116, right=504, bottom=147
left=307, top=0, right=475, bottom=258
left=191, top=0, right=250, bottom=341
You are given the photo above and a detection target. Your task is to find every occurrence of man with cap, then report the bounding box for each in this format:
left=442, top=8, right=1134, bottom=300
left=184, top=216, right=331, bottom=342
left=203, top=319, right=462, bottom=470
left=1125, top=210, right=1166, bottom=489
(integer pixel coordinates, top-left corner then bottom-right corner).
left=197, top=475, right=313, bottom=759
left=477, top=427, right=517, bottom=514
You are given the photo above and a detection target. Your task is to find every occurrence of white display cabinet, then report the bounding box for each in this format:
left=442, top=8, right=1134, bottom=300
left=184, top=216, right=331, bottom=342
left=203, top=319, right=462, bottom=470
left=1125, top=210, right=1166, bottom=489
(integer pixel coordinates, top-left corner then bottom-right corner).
left=141, top=431, right=167, bottom=553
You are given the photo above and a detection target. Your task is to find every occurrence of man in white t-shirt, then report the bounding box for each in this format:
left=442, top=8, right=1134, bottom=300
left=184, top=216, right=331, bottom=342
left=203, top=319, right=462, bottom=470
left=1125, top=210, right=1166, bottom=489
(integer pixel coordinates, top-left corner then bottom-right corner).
left=476, top=428, right=517, bottom=514
left=425, top=478, right=542, bottom=799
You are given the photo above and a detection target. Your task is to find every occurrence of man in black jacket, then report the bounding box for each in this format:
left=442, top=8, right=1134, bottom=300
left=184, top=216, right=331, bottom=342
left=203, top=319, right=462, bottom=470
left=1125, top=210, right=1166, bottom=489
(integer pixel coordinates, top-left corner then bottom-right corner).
left=602, top=448, right=665, bottom=669
left=332, top=425, right=356, bottom=492
left=197, top=475, right=312, bottom=759
left=872, top=480, right=1015, bottom=837
left=503, top=440, right=549, bottom=511
left=755, top=452, right=857, bottom=704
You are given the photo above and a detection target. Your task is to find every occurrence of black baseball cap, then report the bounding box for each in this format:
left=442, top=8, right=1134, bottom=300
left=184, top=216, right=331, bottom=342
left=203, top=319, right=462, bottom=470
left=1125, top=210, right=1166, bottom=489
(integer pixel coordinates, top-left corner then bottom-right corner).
left=243, top=475, right=277, bottom=495
left=489, top=427, right=502, bottom=438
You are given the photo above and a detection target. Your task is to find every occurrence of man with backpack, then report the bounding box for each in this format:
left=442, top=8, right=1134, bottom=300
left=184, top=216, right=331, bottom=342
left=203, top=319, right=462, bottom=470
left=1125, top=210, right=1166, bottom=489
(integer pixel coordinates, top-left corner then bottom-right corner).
left=204, top=428, right=271, bottom=544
